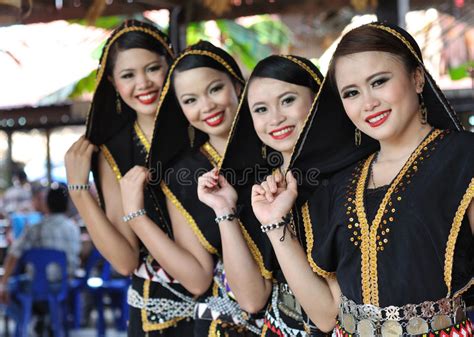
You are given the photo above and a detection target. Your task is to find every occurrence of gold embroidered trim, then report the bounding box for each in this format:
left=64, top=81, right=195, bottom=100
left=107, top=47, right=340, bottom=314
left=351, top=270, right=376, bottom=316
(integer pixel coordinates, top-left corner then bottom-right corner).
left=134, top=121, right=151, bottom=153
left=238, top=219, right=273, bottom=280
left=86, top=25, right=174, bottom=129
left=148, top=48, right=244, bottom=164
left=202, top=142, right=222, bottom=167
left=444, top=178, right=474, bottom=297
left=355, top=129, right=442, bottom=305
left=161, top=182, right=218, bottom=255
left=100, top=144, right=122, bottom=181
left=208, top=319, right=219, bottom=337
left=141, top=279, right=185, bottom=331
left=302, top=202, right=336, bottom=279
left=260, top=322, right=269, bottom=336
left=279, top=55, right=322, bottom=86
left=453, top=278, right=474, bottom=298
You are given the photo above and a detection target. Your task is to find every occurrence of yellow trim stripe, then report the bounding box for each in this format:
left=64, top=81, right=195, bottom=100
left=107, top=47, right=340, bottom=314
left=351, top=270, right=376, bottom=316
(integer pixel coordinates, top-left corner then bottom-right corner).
left=100, top=144, right=122, bottom=181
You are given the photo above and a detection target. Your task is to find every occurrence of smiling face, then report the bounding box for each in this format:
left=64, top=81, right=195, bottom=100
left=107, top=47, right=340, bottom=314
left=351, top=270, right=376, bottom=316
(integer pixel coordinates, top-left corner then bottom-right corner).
left=335, top=51, right=424, bottom=143
left=173, top=67, right=240, bottom=139
left=248, top=77, right=314, bottom=157
left=110, top=48, right=168, bottom=117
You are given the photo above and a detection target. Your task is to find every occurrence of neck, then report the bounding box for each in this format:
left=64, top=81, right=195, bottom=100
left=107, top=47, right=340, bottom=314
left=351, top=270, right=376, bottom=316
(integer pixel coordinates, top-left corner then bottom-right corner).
left=135, top=113, right=155, bottom=141
left=208, top=134, right=229, bottom=156
left=377, top=122, right=432, bottom=163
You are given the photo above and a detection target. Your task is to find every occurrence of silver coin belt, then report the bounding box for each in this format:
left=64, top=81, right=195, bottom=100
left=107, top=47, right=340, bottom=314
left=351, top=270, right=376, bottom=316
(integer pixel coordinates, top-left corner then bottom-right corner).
left=127, top=286, right=195, bottom=321
left=203, top=260, right=262, bottom=335
left=339, top=294, right=467, bottom=337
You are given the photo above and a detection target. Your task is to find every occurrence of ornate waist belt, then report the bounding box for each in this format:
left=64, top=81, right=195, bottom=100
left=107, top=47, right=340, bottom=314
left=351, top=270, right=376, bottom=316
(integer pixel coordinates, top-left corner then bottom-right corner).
left=339, top=294, right=467, bottom=336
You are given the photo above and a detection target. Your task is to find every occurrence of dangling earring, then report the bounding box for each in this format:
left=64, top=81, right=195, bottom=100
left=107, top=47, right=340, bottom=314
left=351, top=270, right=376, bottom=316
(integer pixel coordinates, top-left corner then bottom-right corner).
left=354, top=128, right=361, bottom=147
left=261, top=144, right=267, bottom=159
left=115, top=91, right=122, bottom=114
left=418, top=93, right=428, bottom=125
left=188, top=124, right=195, bottom=148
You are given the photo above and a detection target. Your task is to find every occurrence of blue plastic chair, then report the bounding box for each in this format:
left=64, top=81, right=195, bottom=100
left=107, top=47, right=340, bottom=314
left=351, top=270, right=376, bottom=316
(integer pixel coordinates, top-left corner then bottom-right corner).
left=8, top=248, right=69, bottom=337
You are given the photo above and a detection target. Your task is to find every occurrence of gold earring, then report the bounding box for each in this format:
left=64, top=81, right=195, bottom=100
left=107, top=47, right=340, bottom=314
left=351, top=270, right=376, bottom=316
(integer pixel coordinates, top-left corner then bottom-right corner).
left=188, top=124, right=195, bottom=148
left=261, top=144, right=267, bottom=159
left=115, top=91, right=122, bottom=114
left=418, top=93, right=428, bottom=125
left=354, top=128, right=361, bottom=147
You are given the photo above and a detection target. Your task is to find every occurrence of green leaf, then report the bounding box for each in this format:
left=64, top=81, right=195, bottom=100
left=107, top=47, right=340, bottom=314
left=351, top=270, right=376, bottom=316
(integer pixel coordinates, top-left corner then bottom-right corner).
left=68, top=70, right=97, bottom=99
left=448, top=61, right=474, bottom=80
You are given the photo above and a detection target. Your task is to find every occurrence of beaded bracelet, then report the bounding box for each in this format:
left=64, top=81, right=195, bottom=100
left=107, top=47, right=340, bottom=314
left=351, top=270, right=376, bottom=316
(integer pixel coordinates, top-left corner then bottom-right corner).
left=67, top=184, right=90, bottom=191
left=215, top=211, right=238, bottom=224
left=260, top=213, right=294, bottom=239
left=122, top=209, right=147, bottom=223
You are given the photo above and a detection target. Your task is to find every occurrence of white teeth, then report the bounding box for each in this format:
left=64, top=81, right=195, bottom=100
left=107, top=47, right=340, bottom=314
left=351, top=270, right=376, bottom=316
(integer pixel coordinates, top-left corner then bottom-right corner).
left=368, top=112, right=389, bottom=123
left=207, top=113, right=223, bottom=123
left=138, top=93, right=155, bottom=100
left=272, top=127, right=293, bottom=136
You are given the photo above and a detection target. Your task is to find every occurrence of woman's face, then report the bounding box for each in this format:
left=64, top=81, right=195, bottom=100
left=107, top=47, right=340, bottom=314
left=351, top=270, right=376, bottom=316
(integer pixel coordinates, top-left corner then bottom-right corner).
left=110, top=48, right=168, bottom=117
left=173, top=67, right=240, bottom=139
left=335, top=51, right=424, bottom=142
left=248, top=77, right=314, bottom=156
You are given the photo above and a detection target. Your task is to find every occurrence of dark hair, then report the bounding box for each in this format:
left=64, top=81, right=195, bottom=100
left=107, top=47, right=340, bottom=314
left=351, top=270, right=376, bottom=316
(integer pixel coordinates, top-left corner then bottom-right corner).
left=328, top=24, right=420, bottom=88
left=12, top=169, right=28, bottom=184
left=248, top=55, right=320, bottom=92
left=47, top=183, right=68, bottom=214
left=106, top=30, right=173, bottom=76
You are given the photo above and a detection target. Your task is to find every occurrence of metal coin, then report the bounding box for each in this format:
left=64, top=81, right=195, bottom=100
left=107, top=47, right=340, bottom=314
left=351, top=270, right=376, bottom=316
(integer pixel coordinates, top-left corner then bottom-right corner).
left=357, top=319, right=375, bottom=337
left=406, top=317, right=429, bottom=335
left=342, top=313, right=356, bottom=334
left=381, top=320, right=403, bottom=337
left=431, top=315, right=452, bottom=331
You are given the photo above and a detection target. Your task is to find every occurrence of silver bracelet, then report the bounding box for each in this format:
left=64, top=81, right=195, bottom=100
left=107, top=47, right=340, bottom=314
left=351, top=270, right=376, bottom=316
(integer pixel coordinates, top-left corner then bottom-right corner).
left=215, top=211, right=237, bottom=224
left=122, top=209, right=147, bottom=222
left=67, top=184, right=90, bottom=191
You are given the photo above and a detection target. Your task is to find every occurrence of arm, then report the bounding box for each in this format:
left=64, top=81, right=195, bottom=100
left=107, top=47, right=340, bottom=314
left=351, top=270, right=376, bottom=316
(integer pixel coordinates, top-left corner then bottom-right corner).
left=120, top=166, right=214, bottom=296
left=252, top=171, right=340, bottom=332
left=65, top=136, right=139, bottom=275
left=198, top=169, right=272, bottom=313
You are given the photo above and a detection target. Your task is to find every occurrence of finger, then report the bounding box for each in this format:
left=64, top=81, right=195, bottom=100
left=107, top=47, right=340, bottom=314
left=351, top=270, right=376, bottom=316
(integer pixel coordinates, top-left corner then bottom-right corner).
left=252, top=184, right=265, bottom=198
left=78, top=137, right=90, bottom=153
left=274, top=169, right=283, bottom=183
left=266, top=175, right=277, bottom=193
left=217, top=175, right=229, bottom=187
left=261, top=181, right=274, bottom=202
left=286, top=170, right=298, bottom=193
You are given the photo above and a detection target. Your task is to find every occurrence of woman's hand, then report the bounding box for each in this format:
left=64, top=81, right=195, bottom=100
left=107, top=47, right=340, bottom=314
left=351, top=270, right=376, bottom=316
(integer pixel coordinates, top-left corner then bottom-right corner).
left=64, top=136, right=96, bottom=188
left=251, top=170, right=298, bottom=225
left=197, top=168, right=237, bottom=216
left=120, top=166, right=148, bottom=215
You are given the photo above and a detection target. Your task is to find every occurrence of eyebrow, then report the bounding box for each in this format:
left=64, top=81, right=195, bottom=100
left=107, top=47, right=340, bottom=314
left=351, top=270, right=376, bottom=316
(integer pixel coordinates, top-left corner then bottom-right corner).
left=179, top=78, right=223, bottom=99
left=251, top=91, right=297, bottom=109
left=118, top=60, right=163, bottom=75
left=340, top=71, right=390, bottom=92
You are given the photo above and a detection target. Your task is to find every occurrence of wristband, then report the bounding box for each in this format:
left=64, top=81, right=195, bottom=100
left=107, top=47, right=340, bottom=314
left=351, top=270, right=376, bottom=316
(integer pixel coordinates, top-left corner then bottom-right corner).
left=215, top=211, right=238, bottom=224
left=67, top=184, right=90, bottom=191
left=122, top=209, right=147, bottom=222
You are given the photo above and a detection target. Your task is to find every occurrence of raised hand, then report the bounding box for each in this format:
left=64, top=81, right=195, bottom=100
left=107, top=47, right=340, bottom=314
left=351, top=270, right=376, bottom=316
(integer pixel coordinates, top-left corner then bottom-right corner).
left=197, top=168, right=237, bottom=215
left=251, top=170, right=298, bottom=225
left=65, top=136, right=96, bottom=187
left=120, top=166, right=148, bottom=215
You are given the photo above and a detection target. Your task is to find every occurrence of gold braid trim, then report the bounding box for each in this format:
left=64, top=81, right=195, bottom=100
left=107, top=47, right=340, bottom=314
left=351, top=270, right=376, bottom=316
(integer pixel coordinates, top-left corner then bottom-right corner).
left=279, top=55, right=322, bottom=86
left=453, top=278, right=474, bottom=298
left=260, top=323, right=269, bottom=336
left=444, top=178, right=474, bottom=297
left=238, top=219, right=273, bottom=280
left=202, top=142, right=222, bottom=167
left=148, top=48, right=245, bottom=164
left=356, top=129, right=442, bottom=305
left=100, top=144, right=122, bottom=181
left=141, top=279, right=185, bottom=331
left=301, top=202, right=336, bottom=279
left=134, top=121, right=151, bottom=153
left=161, top=182, right=218, bottom=255
left=208, top=319, right=220, bottom=337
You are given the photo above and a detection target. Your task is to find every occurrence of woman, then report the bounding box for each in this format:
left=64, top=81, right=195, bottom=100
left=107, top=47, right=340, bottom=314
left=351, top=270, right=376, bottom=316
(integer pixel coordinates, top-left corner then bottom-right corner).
left=198, top=55, right=324, bottom=336
left=252, top=22, right=473, bottom=336
left=64, top=20, right=197, bottom=336
left=144, top=40, right=259, bottom=336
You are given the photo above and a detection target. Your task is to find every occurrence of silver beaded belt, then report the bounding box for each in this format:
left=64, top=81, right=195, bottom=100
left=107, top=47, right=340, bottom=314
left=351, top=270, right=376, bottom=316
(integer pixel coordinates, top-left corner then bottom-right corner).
left=339, top=295, right=467, bottom=337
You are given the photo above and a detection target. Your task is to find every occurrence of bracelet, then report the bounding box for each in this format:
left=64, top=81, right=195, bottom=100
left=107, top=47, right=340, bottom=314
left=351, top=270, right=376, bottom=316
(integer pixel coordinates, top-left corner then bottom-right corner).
left=67, top=184, right=90, bottom=191
left=260, top=213, right=293, bottom=233
left=215, top=210, right=238, bottom=224
left=122, top=209, right=147, bottom=222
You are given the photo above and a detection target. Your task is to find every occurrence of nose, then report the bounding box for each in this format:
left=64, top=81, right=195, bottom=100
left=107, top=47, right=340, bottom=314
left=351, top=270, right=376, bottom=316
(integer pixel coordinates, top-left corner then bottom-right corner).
left=200, top=95, right=217, bottom=114
left=363, top=93, right=380, bottom=112
left=269, top=107, right=286, bottom=126
left=136, top=72, right=152, bottom=90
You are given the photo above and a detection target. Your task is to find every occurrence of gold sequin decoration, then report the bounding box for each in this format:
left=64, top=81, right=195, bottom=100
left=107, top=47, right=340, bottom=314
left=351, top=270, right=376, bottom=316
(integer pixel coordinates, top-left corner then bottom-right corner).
left=100, top=145, right=122, bottom=181
left=444, top=178, right=474, bottom=297
left=161, top=182, right=218, bottom=255
left=355, top=129, right=442, bottom=305
left=134, top=121, right=151, bottom=153
left=302, top=202, right=336, bottom=279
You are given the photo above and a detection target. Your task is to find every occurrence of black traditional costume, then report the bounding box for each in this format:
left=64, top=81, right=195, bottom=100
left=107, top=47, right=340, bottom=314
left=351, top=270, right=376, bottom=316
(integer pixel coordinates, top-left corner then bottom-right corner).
left=220, top=55, right=325, bottom=336
left=290, top=22, right=473, bottom=337
left=147, top=41, right=259, bottom=336
left=86, top=20, right=195, bottom=337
